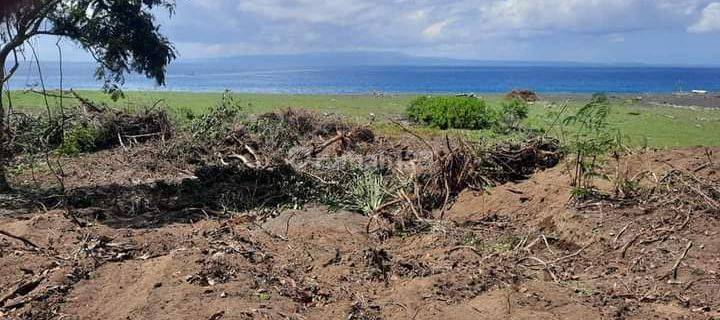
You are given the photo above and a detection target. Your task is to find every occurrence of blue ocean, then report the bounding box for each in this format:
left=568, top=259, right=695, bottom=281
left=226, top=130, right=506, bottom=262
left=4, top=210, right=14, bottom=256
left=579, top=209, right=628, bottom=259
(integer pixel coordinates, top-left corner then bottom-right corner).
left=8, top=61, right=720, bottom=94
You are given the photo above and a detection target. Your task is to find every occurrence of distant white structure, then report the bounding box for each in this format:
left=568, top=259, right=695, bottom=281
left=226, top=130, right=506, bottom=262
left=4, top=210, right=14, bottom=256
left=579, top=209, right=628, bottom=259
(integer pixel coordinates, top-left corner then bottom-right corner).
left=692, top=90, right=708, bottom=94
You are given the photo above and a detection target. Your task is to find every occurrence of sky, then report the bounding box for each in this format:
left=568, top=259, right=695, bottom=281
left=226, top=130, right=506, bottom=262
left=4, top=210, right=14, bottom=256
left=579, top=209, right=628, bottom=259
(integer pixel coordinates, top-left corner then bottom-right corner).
left=35, top=0, right=720, bottom=65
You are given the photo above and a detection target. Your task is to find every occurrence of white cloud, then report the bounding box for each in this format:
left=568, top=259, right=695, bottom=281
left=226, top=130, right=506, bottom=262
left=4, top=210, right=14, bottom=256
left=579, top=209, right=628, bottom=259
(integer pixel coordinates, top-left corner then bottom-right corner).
left=423, top=19, right=454, bottom=38
left=156, top=0, right=720, bottom=63
left=406, top=9, right=428, bottom=22
left=236, top=0, right=376, bottom=25
left=472, top=0, right=702, bottom=35
left=689, top=2, right=720, bottom=32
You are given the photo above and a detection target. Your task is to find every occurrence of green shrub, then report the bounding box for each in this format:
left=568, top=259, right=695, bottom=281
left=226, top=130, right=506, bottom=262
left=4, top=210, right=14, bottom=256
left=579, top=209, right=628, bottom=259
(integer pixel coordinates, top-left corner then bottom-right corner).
left=562, top=93, right=623, bottom=191
left=57, top=123, right=97, bottom=155
left=191, top=90, right=244, bottom=141
left=406, top=96, right=498, bottom=130
left=498, top=99, right=530, bottom=130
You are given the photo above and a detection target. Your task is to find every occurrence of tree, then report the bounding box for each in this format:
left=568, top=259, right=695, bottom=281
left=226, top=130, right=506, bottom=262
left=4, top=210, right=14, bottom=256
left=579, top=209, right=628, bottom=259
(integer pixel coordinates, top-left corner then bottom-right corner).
left=0, top=0, right=177, bottom=191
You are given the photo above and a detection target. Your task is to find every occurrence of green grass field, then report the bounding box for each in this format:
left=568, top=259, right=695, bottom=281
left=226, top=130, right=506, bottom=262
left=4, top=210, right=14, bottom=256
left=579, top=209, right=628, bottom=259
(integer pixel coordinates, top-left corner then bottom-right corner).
left=4, top=90, right=720, bottom=148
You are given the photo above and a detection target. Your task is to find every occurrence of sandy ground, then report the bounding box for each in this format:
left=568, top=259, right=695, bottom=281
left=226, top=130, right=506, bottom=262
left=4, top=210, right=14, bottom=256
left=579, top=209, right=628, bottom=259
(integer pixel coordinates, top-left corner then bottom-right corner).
left=1, top=142, right=719, bottom=319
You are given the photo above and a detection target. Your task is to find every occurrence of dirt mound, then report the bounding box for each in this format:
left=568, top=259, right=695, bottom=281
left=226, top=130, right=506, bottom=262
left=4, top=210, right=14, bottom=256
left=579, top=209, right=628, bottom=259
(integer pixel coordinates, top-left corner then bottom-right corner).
left=2, top=108, right=719, bottom=319
left=506, top=89, right=539, bottom=102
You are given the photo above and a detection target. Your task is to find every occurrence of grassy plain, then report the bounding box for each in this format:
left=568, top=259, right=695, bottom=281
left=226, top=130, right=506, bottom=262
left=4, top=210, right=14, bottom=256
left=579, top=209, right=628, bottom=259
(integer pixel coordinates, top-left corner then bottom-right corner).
left=4, top=90, right=719, bottom=148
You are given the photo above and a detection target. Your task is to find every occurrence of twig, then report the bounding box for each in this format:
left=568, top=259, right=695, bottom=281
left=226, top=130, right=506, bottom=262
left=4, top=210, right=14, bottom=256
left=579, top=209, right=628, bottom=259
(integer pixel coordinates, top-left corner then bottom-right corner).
left=521, top=256, right=559, bottom=282
left=372, top=199, right=403, bottom=214
left=692, top=162, right=711, bottom=173
left=524, top=236, right=542, bottom=253
left=666, top=241, right=693, bottom=281
left=553, top=240, right=594, bottom=264
left=619, top=232, right=643, bottom=258
left=389, top=118, right=437, bottom=159
left=541, top=233, right=555, bottom=255
left=244, top=144, right=261, bottom=165
left=309, top=132, right=345, bottom=157
left=284, top=212, right=296, bottom=239
left=226, top=153, right=256, bottom=169
left=117, top=132, right=127, bottom=150
left=446, top=245, right=482, bottom=257
left=399, top=189, right=422, bottom=221
left=252, top=222, right=287, bottom=242
left=438, top=173, right=451, bottom=219
left=682, top=180, right=720, bottom=210
left=614, top=223, right=631, bottom=243
left=0, top=230, right=40, bottom=250
left=0, top=276, right=46, bottom=308
left=71, top=89, right=105, bottom=113
left=122, top=132, right=164, bottom=139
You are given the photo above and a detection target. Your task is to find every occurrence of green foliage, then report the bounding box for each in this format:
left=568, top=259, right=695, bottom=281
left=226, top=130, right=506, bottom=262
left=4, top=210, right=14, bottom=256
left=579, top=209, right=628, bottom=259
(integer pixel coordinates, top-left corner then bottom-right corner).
left=406, top=96, right=498, bottom=130
left=245, top=115, right=301, bottom=152
left=1, top=1, right=176, bottom=100
left=348, top=172, right=389, bottom=215
left=57, top=123, right=97, bottom=156
left=498, top=99, right=530, bottom=131
left=190, top=90, right=244, bottom=141
left=48, top=0, right=177, bottom=97
left=562, top=93, right=623, bottom=191
left=9, top=91, right=718, bottom=149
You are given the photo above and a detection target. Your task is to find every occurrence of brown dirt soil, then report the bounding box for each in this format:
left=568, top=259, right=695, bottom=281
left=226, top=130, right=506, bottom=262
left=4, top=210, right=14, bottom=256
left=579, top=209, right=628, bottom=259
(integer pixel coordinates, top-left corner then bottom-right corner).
left=1, top=146, right=719, bottom=319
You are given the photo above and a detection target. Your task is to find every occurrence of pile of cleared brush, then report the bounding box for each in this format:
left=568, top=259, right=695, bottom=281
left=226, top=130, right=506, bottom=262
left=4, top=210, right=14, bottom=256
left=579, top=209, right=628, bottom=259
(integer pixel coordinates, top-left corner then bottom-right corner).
left=93, top=109, right=173, bottom=149
left=365, top=134, right=560, bottom=234
left=505, top=89, right=538, bottom=102
left=199, top=108, right=375, bottom=170
left=648, top=169, right=719, bottom=215
left=8, top=102, right=173, bottom=155
left=181, top=108, right=561, bottom=234
left=16, top=101, right=561, bottom=232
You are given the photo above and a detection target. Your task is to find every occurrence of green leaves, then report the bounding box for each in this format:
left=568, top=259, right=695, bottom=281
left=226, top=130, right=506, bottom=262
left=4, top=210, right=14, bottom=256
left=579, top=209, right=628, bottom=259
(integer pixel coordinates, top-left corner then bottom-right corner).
left=190, top=90, right=244, bottom=141
left=47, top=0, right=177, bottom=91
left=348, top=172, right=390, bottom=215
left=562, top=93, right=623, bottom=190
left=406, top=96, right=498, bottom=130
left=406, top=96, right=531, bottom=132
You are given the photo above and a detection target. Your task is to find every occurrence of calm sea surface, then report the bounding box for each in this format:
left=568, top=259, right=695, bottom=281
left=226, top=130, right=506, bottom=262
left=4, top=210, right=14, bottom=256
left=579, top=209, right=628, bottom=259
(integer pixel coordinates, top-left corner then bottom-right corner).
left=9, top=62, right=720, bottom=94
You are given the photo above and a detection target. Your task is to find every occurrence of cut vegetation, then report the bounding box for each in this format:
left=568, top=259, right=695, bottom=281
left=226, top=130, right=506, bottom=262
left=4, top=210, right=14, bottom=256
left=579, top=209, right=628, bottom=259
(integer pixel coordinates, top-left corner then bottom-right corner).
left=0, top=90, right=718, bottom=320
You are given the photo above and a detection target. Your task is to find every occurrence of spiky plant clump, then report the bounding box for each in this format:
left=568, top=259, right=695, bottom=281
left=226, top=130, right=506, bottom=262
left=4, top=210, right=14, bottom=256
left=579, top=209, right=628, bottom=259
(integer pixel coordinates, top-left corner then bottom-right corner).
left=349, top=172, right=389, bottom=215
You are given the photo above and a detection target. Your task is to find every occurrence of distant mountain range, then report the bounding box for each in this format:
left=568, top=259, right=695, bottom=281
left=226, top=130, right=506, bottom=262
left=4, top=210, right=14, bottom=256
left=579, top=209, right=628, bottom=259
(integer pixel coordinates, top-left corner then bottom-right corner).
left=183, top=51, right=651, bottom=68
left=16, top=51, right=713, bottom=69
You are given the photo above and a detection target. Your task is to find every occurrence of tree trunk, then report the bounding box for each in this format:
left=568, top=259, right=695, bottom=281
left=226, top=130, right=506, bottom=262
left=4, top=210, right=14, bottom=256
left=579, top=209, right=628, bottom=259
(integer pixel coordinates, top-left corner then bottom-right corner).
left=0, top=55, right=11, bottom=192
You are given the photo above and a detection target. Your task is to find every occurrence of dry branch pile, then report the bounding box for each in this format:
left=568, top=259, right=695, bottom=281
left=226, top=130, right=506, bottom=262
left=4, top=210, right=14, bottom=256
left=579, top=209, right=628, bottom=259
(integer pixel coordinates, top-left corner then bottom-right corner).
left=650, top=169, right=719, bottom=215
left=181, top=108, right=561, bottom=234
left=93, top=109, right=173, bottom=149
left=10, top=106, right=561, bottom=234
left=8, top=101, right=172, bottom=154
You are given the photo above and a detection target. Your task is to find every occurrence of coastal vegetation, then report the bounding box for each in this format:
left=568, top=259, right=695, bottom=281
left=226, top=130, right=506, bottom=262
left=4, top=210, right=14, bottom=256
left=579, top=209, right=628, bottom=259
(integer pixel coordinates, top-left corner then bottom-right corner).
left=2, top=1, right=719, bottom=319
left=0, top=89, right=718, bottom=319
left=4, top=90, right=719, bottom=148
